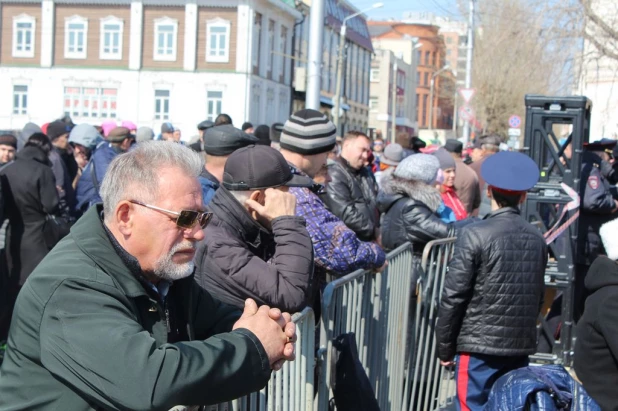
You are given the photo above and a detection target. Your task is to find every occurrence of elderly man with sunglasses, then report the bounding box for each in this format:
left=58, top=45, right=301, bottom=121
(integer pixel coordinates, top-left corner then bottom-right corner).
left=0, top=141, right=296, bottom=410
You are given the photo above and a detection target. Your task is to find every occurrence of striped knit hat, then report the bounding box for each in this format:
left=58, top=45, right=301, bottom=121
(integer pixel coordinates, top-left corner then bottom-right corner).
left=279, top=109, right=337, bottom=155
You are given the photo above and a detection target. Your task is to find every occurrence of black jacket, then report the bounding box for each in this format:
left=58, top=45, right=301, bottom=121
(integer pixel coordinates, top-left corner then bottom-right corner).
left=578, top=151, right=617, bottom=264
left=0, top=146, right=60, bottom=285
left=377, top=176, right=453, bottom=253
left=574, top=256, right=618, bottom=411
left=195, top=186, right=315, bottom=313
left=436, top=207, right=547, bottom=361
left=325, top=157, right=379, bottom=241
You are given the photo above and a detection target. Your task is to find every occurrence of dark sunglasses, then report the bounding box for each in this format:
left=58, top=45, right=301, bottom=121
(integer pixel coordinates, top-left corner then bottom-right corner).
left=129, top=200, right=213, bottom=229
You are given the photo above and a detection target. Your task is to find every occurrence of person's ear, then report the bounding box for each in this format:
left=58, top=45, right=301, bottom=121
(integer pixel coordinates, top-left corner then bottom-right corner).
left=486, top=186, right=493, bottom=199
left=115, top=201, right=134, bottom=236
left=249, top=190, right=264, bottom=205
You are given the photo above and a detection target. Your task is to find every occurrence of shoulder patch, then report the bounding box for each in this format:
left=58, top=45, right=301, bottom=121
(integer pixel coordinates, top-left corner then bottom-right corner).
left=588, top=175, right=599, bottom=190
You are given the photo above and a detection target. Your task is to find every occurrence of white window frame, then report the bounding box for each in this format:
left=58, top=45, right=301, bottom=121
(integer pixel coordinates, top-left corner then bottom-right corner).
left=370, top=68, right=380, bottom=82
left=369, top=97, right=379, bottom=112
left=12, top=14, right=35, bottom=58
left=64, top=15, right=88, bottom=59
left=206, top=90, right=223, bottom=121
left=154, top=89, right=170, bottom=120
left=99, top=16, right=123, bottom=60
left=206, top=18, right=230, bottom=63
left=13, top=85, right=28, bottom=115
left=154, top=17, right=178, bottom=62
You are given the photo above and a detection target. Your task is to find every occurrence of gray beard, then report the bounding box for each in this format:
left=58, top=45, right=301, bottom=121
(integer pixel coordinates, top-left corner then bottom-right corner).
left=153, top=242, right=196, bottom=281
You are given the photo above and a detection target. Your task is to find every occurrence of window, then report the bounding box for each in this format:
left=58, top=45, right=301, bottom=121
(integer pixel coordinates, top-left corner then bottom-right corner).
left=206, top=18, right=230, bottom=63
left=424, top=72, right=429, bottom=86
left=252, top=12, right=262, bottom=74
left=154, top=90, right=170, bottom=120
left=63, top=87, right=117, bottom=119
left=154, top=17, right=178, bottom=61
left=280, top=26, right=288, bottom=83
left=12, top=15, right=35, bottom=58
left=65, top=16, right=88, bottom=59
left=206, top=91, right=223, bottom=121
left=267, top=20, right=275, bottom=79
left=370, top=68, right=380, bottom=82
left=369, top=97, right=378, bottom=112
left=100, top=16, right=123, bottom=60
left=13, top=85, right=28, bottom=115
left=424, top=51, right=430, bottom=66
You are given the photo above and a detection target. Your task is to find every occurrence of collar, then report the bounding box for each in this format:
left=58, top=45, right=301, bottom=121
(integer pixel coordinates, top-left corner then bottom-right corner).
left=337, top=156, right=361, bottom=175
left=209, top=186, right=272, bottom=248
left=482, top=206, right=521, bottom=220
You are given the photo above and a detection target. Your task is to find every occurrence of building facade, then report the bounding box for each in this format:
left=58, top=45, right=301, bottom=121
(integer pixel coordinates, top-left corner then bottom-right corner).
left=368, top=49, right=415, bottom=141
left=369, top=21, right=452, bottom=131
left=292, top=0, right=372, bottom=135
left=0, top=0, right=300, bottom=136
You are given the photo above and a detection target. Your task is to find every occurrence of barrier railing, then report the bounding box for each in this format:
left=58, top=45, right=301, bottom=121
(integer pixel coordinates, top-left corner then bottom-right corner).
left=206, top=307, right=315, bottom=411
left=317, top=243, right=415, bottom=411
left=403, top=237, right=457, bottom=411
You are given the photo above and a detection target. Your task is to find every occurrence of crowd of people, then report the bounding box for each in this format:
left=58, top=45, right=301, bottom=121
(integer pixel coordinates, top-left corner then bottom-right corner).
left=0, top=107, right=616, bottom=410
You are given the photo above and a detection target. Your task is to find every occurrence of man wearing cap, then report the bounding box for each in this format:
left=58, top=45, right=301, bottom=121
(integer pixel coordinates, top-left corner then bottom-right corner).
left=374, top=143, right=402, bottom=187
left=198, top=124, right=257, bottom=205
left=47, top=120, right=77, bottom=217
left=194, top=145, right=315, bottom=313
left=241, top=122, right=254, bottom=134
left=189, top=120, right=215, bottom=153
left=436, top=152, right=548, bottom=410
left=160, top=122, right=176, bottom=141
left=444, top=139, right=481, bottom=214
left=135, top=126, right=155, bottom=143
left=76, top=127, right=135, bottom=213
left=278, top=109, right=386, bottom=309
left=325, top=131, right=380, bottom=242
left=469, top=134, right=501, bottom=217
left=68, top=124, right=103, bottom=188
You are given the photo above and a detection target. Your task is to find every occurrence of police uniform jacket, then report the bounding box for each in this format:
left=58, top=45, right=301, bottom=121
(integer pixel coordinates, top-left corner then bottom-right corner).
left=578, top=151, right=617, bottom=265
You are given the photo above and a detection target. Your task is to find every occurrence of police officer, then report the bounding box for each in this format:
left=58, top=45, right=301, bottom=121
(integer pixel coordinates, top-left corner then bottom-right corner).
left=574, top=139, right=618, bottom=320
left=436, top=151, right=548, bottom=410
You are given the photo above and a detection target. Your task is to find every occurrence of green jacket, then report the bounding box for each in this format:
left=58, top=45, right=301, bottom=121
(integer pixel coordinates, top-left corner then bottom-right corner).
left=0, top=205, right=271, bottom=410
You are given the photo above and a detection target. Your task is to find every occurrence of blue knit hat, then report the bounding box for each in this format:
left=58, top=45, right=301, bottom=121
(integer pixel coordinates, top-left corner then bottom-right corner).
left=393, top=153, right=440, bottom=184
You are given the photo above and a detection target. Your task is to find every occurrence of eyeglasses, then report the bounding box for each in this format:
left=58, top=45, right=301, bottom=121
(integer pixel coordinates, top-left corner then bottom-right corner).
left=129, top=200, right=213, bottom=229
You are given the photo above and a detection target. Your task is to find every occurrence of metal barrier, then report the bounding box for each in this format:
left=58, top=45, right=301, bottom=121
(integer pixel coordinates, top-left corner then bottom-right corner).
left=206, top=307, right=315, bottom=411
left=402, top=238, right=457, bottom=411
left=317, top=243, right=415, bottom=411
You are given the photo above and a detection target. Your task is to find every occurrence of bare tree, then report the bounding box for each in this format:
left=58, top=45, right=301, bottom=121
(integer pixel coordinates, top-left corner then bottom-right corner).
left=470, top=0, right=577, bottom=136
left=580, top=0, right=618, bottom=61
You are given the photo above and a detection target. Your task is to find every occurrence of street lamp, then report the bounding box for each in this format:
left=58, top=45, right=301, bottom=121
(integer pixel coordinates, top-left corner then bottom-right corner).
left=428, top=65, right=450, bottom=131
left=333, top=2, right=384, bottom=134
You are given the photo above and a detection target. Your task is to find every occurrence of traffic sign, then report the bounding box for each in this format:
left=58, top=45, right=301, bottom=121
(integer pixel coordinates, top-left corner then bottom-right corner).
left=508, top=128, right=521, bottom=137
left=459, top=105, right=475, bottom=122
left=508, top=115, right=522, bottom=128
left=459, top=88, right=476, bottom=103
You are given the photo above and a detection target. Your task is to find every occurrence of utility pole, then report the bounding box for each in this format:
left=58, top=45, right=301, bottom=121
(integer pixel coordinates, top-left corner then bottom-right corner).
left=391, top=62, right=397, bottom=143
left=462, top=0, right=475, bottom=144
left=305, top=0, right=325, bottom=110
left=333, top=25, right=347, bottom=134
left=429, top=66, right=450, bottom=133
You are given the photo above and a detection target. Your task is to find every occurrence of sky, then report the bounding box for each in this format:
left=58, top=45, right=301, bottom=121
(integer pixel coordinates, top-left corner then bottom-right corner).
left=351, top=0, right=463, bottom=21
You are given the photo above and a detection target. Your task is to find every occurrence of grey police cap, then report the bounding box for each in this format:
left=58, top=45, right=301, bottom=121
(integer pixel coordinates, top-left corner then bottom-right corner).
left=204, top=124, right=258, bottom=156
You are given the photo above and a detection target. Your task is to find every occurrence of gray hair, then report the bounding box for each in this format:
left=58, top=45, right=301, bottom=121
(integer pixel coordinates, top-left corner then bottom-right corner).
left=228, top=190, right=253, bottom=206
left=100, top=141, right=204, bottom=221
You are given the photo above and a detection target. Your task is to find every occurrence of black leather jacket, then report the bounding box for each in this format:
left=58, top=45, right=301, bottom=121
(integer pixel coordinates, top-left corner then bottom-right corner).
left=436, top=207, right=548, bottom=361
left=324, top=157, right=379, bottom=241
left=377, top=176, right=453, bottom=254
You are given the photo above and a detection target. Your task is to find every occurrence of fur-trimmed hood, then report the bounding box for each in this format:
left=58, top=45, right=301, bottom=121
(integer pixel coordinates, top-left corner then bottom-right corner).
left=377, top=175, right=443, bottom=214
left=600, top=217, right=618, bottom=261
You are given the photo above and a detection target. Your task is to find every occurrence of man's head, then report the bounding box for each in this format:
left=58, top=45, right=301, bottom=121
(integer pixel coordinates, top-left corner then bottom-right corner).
left=25, top=132, right=53, bottom=156
left=373, top=138, right=384, bottom=153
left=444, top=139, right=463, bottom=159
left=471, top=134, right=500, bottom=162
left=241, top=122, right=254, bottom=134
left=68, top=124, right=102, bottom=164
left=136, top=126, right=155, bottom=142
left=481, top=151, right=539, bottom=210
left=203, top=125, right=258, bottom=181
left=161, top=122, right=176, bottom=141
left=340, top=131, right=372, bottom=170
left=197, top=120, right=214, bottom=138
left=214, top=113, right=233, bottom=126
left=107, top=127, right=135, bottom=152
left=173, top=129, right=182, bottom=142
left=279, top=109, right=337, bottom=178
left=0, top=134, right=17, bottom=164
left=46, top=120, right=72, bottom=149
left=100, top=141, right=207, bottom=282
left=253, top=125, right=271, bottom=146
left=223, top=145, right=313, bottom=229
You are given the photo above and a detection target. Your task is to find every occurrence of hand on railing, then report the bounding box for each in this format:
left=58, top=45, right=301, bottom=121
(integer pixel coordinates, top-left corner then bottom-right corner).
left=440, top=360, right=455, bottom=367
left=233, top=299, right=297, bottom=371
left=373, top=261, right=388, bottom=274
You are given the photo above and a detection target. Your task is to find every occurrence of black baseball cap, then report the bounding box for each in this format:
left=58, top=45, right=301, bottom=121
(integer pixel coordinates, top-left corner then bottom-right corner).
left=223, top=145, right=314, bottom=191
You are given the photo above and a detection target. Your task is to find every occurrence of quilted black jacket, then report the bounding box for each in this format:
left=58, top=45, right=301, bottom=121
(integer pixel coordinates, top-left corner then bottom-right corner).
left=324, top=157, right=379, bottom=242
left=436, top=207, right=547, bottom=361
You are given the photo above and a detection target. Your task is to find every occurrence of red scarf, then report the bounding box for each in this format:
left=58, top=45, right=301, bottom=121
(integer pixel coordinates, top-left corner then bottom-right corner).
left=441, top=185, right=468, bottom=221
